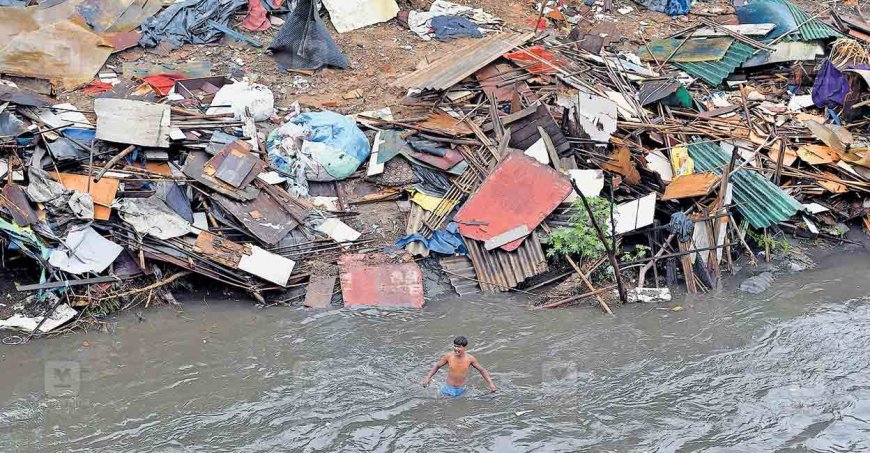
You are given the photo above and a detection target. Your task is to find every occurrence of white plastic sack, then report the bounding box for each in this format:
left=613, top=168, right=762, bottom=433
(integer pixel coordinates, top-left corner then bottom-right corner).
left=206, top=79, right=275, bottom=122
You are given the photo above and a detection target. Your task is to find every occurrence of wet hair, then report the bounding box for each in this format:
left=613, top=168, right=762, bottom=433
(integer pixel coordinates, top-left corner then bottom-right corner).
left=453, top=336, right=468, bottom=347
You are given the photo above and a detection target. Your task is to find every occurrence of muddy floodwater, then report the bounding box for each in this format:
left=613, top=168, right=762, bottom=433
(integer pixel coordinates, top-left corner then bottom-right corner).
left=3, top=248, right=870, bottom=452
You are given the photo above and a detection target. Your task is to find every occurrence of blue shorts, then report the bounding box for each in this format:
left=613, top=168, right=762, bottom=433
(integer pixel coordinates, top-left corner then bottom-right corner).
left=440, top=383, right=467, bottom=398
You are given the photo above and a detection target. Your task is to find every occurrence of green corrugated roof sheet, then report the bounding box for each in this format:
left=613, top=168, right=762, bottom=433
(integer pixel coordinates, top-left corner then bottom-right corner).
left=687, top=140, right=804, bottom=229
left=674, top=42, right=755, bottom=86
left=769, top=0, right=841, bottom=41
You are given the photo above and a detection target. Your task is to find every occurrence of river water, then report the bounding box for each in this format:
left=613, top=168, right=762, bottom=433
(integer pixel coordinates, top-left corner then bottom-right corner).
left=2, top=248, right=870, bottom=452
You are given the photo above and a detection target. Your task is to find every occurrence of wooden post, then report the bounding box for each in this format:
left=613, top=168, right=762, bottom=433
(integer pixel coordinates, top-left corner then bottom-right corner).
left=678, top=240, right=698, bottom=294
left=565, top=255, right=613, bottom=315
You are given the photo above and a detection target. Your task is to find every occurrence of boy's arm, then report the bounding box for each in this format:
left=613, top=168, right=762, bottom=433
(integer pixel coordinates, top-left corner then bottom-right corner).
left=471, top=357, right=497, bottom=392
left=422, top=355, right=448, bottom=387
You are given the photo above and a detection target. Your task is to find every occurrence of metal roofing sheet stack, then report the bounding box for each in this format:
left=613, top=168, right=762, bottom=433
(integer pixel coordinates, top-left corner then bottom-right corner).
left=463, top=230, right=548, bottom=292
left=687, top=140, right=804, bottom=229
left=771, top=0, right=841, bottom=41
left=392, top=32, right=533, bottom=90
left=675, top=42, right=755, bottom=86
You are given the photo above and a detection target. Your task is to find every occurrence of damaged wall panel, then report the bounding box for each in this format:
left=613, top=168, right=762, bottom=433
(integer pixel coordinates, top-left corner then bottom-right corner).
left=339, top=253, right=424, bottom=308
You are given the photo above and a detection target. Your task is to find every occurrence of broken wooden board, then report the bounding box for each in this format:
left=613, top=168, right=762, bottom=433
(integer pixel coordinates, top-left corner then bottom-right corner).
left=194, top=231, right=249, bottom=268
left=661, top=172, right=719, bottom=201
left=796, top=144, right=838, bottom=165
left=94, top=99, right=170, bottom=148
left=602, top=145, right=641, bottom=185
left=303, top=275, right=337, bottom=308
left=415, top=110, right=473, bottom=136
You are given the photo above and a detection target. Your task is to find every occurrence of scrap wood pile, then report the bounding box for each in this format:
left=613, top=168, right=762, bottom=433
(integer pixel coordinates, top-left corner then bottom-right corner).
left=3, top=0, right=870, bottom=338
left=378, top=0, right=870, bottom=310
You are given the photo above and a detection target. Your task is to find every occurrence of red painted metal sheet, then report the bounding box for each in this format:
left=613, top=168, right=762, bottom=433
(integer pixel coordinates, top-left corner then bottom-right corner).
left=339, top=253, right=425, bottom=308
left=454, top=153, right=571, bottom=251
left=504, top=45, right=570, bottom=75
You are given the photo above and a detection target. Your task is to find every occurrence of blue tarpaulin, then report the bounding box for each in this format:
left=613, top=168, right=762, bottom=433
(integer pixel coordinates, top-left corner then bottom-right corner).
left=396, top=222, right=467, bottom=255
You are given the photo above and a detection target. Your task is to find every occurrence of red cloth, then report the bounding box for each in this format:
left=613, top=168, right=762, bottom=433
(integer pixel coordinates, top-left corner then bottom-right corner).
left=242, top=0, right=271, bottom=31
left=81, top=80, right=113, bottom=94
left=142, top=74, right=185, bottom=96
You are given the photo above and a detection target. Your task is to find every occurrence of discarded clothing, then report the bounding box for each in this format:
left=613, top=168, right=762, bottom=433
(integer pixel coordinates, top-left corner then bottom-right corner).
left=634, top=0, right=689, bottom=16
left=440, top=383, right=467, bottom=398
left=396, top=222, right=467, bottom=255
left=242, top=0, right=271, bottom=31
left=268, top=0, right=349, bottom=71
left=139, top=0, right=247, bottom=47
left=812, top=60, right=870, bottom=109
left=431, top=15, right=482, bottom=40
left=667, top=212, right=694, bottom=243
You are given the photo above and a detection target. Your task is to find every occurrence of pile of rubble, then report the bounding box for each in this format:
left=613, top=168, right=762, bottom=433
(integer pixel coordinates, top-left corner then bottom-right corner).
left=0, top=0, right=867, bottom=337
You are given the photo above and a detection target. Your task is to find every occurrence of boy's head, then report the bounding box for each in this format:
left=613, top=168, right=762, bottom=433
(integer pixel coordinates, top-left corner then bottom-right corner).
left=453, top=336, right=468, bottom=355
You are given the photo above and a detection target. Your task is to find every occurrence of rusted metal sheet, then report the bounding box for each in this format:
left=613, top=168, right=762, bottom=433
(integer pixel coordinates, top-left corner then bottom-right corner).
left=661, top=172, right=720, bottom=201
left=455, top=153, right=571, bottom=252
left=100, top=30, right=142, bottom=52
left=54, top=173, right=119, bottom=221
left=210, top=142, right=264, bottom=188
left=0, top=2, right=114, bottom=88
left=304, top=274, right=337, bottom=308
left=475, top=62, right=535, bottom=103
left=193, top=231, right=248, bottom=268
left=76, top=0, right=162, bottom=33
left=463, top=230, right=548, bottom=293
left=392, top=32, right=533, bottom=90
left=212, top=189, right=299, bottom=246
left=205, top=140, right=266, bottom=188
left=1, top=184, right=38, bottom=226
left=183, top=151, right=260, bottom=201
left=339, top=253, right=424, bottom=308
left=503, top=103, right=570, bottom=155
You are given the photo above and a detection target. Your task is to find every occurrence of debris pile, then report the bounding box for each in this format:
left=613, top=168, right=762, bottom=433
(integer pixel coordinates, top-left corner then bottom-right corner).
left=1, top=0, right=868, bottom=337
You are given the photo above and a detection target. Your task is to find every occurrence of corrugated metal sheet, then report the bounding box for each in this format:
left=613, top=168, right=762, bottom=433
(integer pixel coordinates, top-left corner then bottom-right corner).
left=455, top=152, right=572, bottom=251
left=771, top=0, right=840, bottom=41
left=392, top=32, right=533, bottom=90
left=675, top=42, right=754, bottom=86
left=464, top=230, right=548, bottom=293
left=687, top=141, right=804, bottom=228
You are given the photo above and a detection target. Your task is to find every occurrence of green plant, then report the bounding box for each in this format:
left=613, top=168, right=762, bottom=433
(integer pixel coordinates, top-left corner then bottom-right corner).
left=747, top=229, right=791, bottom=255
left=544, top=197, right=615, bottom=260
left=621, top=244, right=650, bottom=262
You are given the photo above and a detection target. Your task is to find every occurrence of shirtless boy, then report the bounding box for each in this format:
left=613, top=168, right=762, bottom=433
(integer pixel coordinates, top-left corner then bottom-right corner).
left=422, top=336, right=497, bottom=397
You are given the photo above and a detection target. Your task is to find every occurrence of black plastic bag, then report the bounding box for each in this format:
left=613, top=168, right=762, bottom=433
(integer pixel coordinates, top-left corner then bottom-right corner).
left=268, top=0, right=348, bottom=71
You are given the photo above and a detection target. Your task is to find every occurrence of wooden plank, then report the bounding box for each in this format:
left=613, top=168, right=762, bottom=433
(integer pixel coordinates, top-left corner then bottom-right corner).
left=661, top=172, right=720, bottom=201
left=303, top=275, right=337, bottom=308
